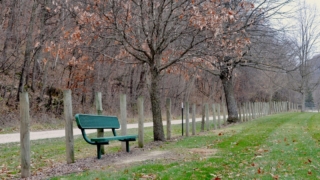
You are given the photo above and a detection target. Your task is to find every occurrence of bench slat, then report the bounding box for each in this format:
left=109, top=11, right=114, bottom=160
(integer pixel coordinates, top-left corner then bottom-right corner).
left=75, top=114, right=120, bottom=129
left=91, top=135, right=137, bottom=142
left=75, top=113, right=137, bottom=159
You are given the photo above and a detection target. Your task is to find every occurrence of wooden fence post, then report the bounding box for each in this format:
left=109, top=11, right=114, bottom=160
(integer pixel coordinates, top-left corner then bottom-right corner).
left=223, top=103, right=227, bottom=126
left=278, top=102, right=281, bottom=113
left=269, top=102, right=272, bottom=115
left=252, top=102, right=255, bottom=119
left=20, top=92, right=30, bottom=178
left=257, top=102, right=260, bottom=117
left=201, top=104, right=205, bottom=132
left=212, top=104, right=217, bottom=129
left=249, top=102, right=252, bottom=120
left=192, top=104, right=196, bottom=135
left=95, top=92, right=104, bottom=154
left=253, top=102, right=256, bottom=119
left=257, top=102, right=260, bottom=118
left=248, top=102, right=253, bottom=121
left=217, top=104, right=221, bottom=129
left=185, top=102, right=190, bottom=136
left=63, top=90, right=75, bottom=164
left=138, top=96, right=144, bottom=148
left=237, top=103, right=242, bottom=123
left=242, top=103, right=246, bottom=122
left=120, top=94, right=127, bottom=151
left=166, top=98, right=171, bottom=140
left=252, top=102, right=256, bottom=119
left=265, top=103, right=269, bottom=116
left=245, top=102, right=248, bottom=121
left=205, top=103, right=209, bottom=131
left=258, top=102, right=261, bottom=117
left=252, top=102, right=260, bottom=119
left=242, top=104, right=246, bottom=122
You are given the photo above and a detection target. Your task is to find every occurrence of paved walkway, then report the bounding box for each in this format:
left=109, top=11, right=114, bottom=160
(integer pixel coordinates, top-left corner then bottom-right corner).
left=0, top=118, right=205, bottom=144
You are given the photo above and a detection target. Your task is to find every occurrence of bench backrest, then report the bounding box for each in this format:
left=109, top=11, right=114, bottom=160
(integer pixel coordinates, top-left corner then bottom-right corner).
left=75, top=114, right=120, bottom=129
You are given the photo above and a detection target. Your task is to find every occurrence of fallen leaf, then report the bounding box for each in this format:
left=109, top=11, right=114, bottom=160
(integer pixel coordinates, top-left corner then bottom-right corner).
left=270, top=173, right=279, bottom=179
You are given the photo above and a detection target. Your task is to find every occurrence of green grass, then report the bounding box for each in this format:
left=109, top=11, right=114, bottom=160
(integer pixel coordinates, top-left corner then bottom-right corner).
left=0, top=124, right=162, bottom=179
left=0, top=120, right=69, bottom=134
left=1, top=112, right=320, bottom=179
left=53, top=112, right=320, bottom=179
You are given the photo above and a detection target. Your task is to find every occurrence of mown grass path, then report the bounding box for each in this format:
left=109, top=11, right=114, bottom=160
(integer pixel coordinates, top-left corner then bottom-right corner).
left=1, top=112, right=320, bottom=179
left=57, top=112, right=320, bottom=179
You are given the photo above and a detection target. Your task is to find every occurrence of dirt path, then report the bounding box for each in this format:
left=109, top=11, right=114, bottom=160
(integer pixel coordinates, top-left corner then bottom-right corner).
left=0, top=118, right=205, bottom=144
left=24, top=141, right=173, bottom=179
left=20, top=138, right=218, bottom=180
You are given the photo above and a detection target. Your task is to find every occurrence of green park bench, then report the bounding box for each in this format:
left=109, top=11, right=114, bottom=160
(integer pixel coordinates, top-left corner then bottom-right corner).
left=75, top=114, right=137, bottom=159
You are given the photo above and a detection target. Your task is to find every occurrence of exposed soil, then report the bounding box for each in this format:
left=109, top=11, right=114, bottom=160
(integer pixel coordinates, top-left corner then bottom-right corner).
left=13, top=136, right=219, bottom=180
left=16, top=141, right=175, bottom=180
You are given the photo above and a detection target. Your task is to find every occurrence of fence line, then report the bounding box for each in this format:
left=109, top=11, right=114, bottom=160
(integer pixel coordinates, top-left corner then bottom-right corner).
left=19, top=90, right=299, bottom=177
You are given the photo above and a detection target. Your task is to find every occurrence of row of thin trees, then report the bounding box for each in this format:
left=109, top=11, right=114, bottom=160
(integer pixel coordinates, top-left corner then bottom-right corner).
left=1, top=0, right=320, bottom=140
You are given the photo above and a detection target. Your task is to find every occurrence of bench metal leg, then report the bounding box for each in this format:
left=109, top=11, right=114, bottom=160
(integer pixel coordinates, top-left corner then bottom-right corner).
left=97, top=144, right=101, bottom=159
left=126, top=141, right=129, bottom=152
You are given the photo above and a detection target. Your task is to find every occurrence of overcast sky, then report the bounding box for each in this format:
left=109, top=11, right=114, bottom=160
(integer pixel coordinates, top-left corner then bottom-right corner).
left=267, top=0, right=320, bottom=56
left=306, top=0, right=320, bottom=55
left=306, top=0, right=320, bottom=7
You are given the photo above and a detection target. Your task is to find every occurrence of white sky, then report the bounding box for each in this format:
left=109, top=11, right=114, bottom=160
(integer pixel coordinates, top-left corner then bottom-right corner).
left=272, top=0, right=320, bottom=56
left=306, top=0, right=320, bottom=7
left=299, top=0, right=320, bottom=55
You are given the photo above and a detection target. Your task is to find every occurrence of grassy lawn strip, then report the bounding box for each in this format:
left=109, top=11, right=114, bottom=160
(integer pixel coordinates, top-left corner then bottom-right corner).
left=51, top=112, right=320, bottom=179
left=1, top=120, right=188, bottom=179
left=1, top=112, right=320, bottom=179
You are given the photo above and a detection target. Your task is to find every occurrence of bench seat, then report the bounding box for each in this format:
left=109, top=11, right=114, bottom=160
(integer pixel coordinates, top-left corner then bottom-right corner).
left=91, top=135, right=137, bottom=142
left=75, top=114, right=137, bottom=159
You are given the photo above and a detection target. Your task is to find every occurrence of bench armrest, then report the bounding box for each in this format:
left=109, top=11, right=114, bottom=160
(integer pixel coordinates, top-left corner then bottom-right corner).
left=112, top=128, right=117, bottom=136
left=80, top=129, right=96, bottom=145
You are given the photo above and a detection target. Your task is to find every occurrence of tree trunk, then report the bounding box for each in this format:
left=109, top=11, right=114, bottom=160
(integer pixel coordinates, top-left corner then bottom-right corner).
left=16, top=0, right=38, bottom=101
left=0, top=0, right=16, bottom=72
left=40, top=60, right=49, bottom=101
left=149, top=68, right=165, bottom=141
left=136, top=65, right=147, bottom=96
left=220, top=70, right=239, bottom=123
left=31, top=0, right=49, bottom=92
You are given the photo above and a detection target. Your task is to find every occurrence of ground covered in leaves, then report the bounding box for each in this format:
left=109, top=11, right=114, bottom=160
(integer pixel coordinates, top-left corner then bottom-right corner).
left=21, top=141, right=173, bottom=180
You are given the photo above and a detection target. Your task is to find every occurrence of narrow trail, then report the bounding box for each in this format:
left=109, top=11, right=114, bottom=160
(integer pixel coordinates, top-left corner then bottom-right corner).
left=2, top=112, right=316, bottom=144
left=0, top=117, right=206, bottom=144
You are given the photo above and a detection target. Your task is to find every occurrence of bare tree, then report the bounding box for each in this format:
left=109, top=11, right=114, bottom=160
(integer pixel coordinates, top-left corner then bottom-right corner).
left=67, top=0, right=208, bottom=141
left=191, top=0, right=292, bottom=123
left=285, top=0, right=320, bottom=112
